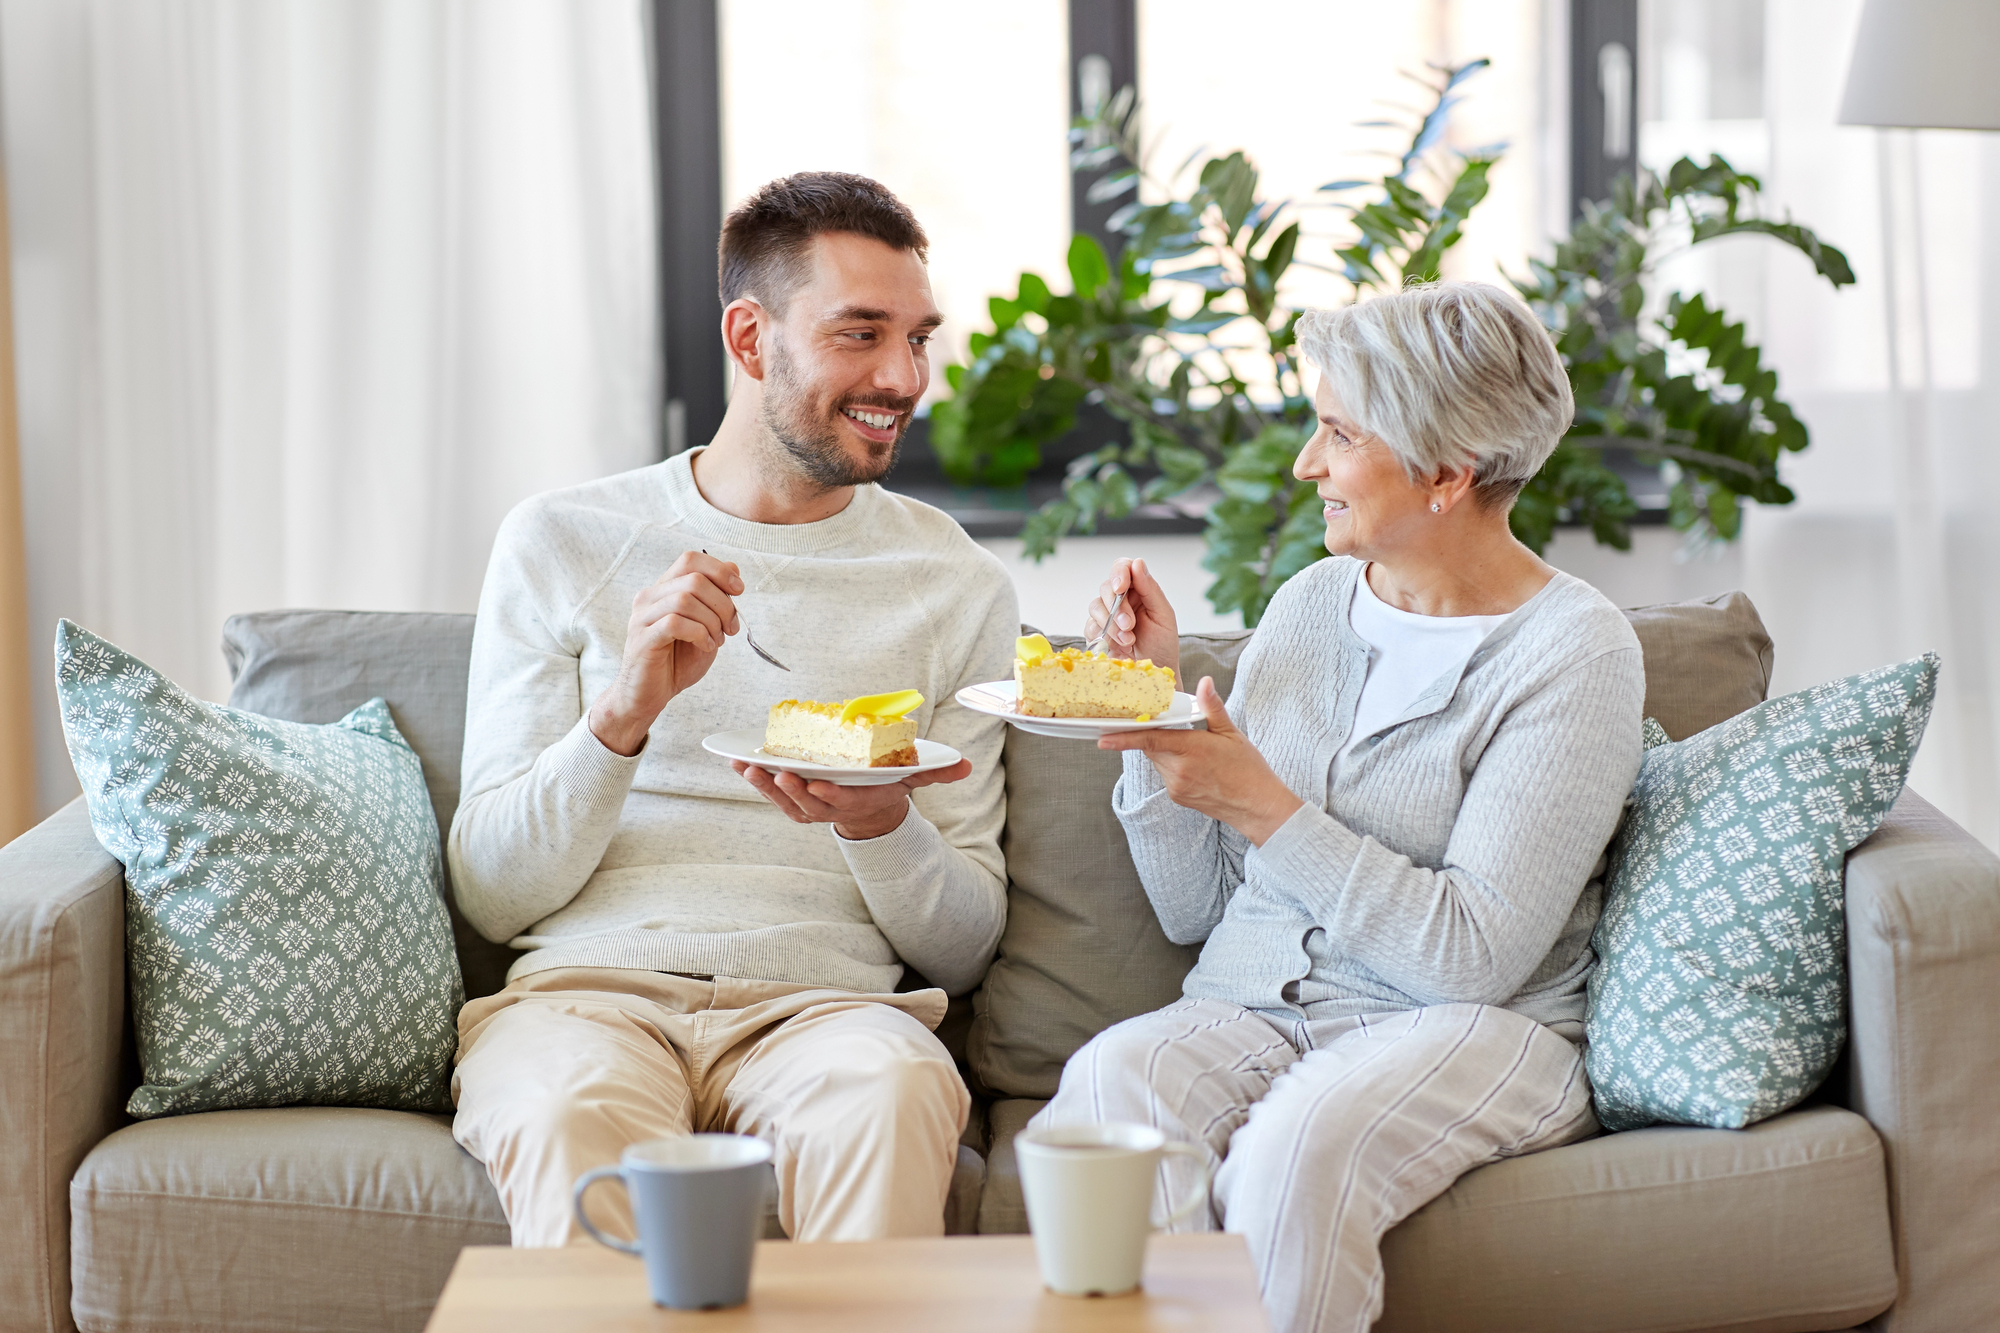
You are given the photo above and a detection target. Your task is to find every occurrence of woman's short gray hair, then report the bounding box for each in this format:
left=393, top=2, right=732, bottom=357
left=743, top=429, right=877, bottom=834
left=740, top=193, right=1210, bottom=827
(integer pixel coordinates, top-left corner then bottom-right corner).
left=1294, top=281, right=1573, bottom=507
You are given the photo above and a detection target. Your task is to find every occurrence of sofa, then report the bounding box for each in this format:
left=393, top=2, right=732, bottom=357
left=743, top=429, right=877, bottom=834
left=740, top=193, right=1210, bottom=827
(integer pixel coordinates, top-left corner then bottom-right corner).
left=3, top=592, right=1997, bottom=1333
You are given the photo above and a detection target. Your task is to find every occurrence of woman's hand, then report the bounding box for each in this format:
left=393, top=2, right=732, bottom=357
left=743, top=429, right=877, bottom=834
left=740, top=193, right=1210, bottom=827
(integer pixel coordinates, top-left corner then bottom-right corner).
left=1086, top=557, right=1180, bottom=675
left=1098, top=678, right=1303, bottom=846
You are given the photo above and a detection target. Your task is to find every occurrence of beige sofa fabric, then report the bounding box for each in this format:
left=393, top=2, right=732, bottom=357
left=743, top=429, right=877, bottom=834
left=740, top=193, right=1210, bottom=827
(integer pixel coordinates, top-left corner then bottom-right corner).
left=974, top=1097, right=1041, bottom=1237
left=1842, top=789, right=2000, bottom=1333
left=967, top=631, right=1249, bottom=1098
left=0, top=799, right=126, bottom=1333
left=982, top=1100, right=1893, bottom=1333
left=1374, top=1105, right=1895, bottom=1333
left=69, top=1107, right=508, bottom=1333
left=1622, top=590, right=1774, bottom=740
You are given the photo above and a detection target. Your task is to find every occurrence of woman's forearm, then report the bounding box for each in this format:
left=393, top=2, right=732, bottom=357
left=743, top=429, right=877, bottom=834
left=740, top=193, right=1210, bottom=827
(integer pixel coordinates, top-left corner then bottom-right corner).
left=1114, top=754, right=1240, bottom=944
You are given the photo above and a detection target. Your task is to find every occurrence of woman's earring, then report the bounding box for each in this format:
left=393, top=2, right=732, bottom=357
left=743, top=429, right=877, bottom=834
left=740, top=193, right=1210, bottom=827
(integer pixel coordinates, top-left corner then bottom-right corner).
left=1431, top=502, right=1442, bottom=513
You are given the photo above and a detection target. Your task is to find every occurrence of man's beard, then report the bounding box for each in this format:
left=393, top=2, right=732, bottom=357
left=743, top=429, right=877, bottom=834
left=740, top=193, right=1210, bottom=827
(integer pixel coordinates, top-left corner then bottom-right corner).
left=758, top=340, right=914, bottom=490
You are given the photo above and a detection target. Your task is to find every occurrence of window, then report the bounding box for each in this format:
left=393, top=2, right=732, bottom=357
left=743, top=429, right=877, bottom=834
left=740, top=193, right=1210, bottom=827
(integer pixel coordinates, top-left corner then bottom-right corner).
left=717, top=1, right=1074, bottom=405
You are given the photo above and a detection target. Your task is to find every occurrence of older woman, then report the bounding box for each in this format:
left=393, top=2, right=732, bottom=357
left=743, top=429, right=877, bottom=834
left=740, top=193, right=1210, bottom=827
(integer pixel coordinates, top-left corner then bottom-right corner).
left=1033, top=281, right=1646, bottom=1333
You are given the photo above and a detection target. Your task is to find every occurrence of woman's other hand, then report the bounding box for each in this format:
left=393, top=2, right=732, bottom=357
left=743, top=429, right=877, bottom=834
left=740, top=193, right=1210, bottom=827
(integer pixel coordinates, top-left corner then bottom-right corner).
left=1086, top=557, right=1180, bottom=675
left=1099, top=677, right=1303, bottom=845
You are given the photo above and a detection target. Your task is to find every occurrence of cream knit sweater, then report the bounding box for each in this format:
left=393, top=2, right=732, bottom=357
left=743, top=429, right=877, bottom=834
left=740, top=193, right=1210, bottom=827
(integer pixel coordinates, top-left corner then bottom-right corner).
left=1117, top=556, right=1646, bottom=1030
left=448, top=450, right=1018, bottom=995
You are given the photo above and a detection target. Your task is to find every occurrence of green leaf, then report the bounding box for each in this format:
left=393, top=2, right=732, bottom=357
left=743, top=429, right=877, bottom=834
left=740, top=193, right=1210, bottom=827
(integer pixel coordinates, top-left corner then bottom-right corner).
left=1067, top=233, right=1113, bottom=298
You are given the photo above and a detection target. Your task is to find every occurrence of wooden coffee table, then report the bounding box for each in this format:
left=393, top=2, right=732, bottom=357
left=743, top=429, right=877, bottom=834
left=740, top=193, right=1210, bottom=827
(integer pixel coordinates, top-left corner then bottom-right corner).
left=424, top=1233, right=1268, bottom=1331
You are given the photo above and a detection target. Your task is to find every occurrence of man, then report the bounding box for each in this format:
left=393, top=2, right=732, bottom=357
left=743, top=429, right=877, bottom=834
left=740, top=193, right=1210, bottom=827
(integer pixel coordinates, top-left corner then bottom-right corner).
left=447, top=172, right=1017, bottom=1246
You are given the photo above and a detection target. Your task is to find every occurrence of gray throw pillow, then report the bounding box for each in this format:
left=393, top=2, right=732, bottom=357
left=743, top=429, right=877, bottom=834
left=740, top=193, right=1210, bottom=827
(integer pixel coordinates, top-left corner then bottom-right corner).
left=1586, top=653, right=1939, bottom=1130
left=55, top=620, right=463, bottom=1117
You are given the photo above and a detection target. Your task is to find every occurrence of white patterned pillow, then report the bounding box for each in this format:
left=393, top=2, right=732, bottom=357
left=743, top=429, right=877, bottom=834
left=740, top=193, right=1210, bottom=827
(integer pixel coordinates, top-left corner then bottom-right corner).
left=1586, top=654, right=1937, bottom=1131
left=54, top=621, right=463, bottom=1118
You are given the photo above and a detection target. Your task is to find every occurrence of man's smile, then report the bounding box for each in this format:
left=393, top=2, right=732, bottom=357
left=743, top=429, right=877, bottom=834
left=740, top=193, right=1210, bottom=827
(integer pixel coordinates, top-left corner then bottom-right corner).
left=840, top=406, right=902, bottom=443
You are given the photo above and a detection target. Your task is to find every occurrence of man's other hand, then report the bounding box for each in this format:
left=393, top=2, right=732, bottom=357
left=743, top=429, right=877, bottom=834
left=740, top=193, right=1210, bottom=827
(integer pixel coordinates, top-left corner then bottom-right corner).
left=588, top=551, right=744, bottom=757
left=731, top=758, right=973, bottom=841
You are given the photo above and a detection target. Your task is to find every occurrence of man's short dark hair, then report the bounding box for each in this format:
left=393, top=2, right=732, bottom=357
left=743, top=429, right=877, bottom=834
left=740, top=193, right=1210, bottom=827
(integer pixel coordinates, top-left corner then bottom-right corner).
left=718, top=172, right=928, bottom=312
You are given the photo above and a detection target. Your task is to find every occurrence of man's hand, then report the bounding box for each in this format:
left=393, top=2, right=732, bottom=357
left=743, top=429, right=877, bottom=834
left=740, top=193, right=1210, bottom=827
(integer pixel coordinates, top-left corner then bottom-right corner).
left=588, top=552, right=744, bottom=757
left=1097, top=677, right=1303, bottom=846
left=1086, top=557, right=1180, bottom=675
left=731, top=759, right=974, bottom=842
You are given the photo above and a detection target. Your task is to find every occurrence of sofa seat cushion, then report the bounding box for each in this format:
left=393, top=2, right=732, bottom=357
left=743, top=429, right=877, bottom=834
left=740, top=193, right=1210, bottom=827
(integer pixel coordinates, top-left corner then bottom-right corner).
left=982, top=1101, right=1893, bottom=1333
left=69, top=1106, right=506, bottom=1333
left=1377, top=1104, right=1896, bottom=1333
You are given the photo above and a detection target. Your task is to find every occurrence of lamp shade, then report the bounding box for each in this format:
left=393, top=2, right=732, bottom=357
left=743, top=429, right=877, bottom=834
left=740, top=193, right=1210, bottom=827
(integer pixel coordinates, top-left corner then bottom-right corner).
left=1838, top=0, right=2000, bottom=130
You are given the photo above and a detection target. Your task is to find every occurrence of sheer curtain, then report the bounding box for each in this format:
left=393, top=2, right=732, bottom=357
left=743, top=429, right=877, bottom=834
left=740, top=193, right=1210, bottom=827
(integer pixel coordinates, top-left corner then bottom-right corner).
left=2, top=0, right=660, bottom=816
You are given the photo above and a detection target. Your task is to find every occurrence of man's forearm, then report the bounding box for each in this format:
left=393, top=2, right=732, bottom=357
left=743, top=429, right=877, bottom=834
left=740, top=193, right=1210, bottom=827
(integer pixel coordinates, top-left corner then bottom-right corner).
left=838, top=809, right=1005, bottom=995
left=448, top=716, right=642, bottom=942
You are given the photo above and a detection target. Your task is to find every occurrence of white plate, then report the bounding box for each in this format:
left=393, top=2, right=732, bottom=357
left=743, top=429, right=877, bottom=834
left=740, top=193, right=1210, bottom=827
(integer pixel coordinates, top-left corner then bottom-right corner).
left=701, top=729, right=964, bottom=786
left=955, top=681, right=1202, bottom=739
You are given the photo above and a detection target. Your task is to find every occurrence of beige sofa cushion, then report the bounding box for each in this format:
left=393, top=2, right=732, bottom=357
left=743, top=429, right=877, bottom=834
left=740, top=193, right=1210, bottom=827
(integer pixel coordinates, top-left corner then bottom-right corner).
left=981, top=1101, right=1894, bottom=1333
left=69, top=1107, right=507, bottom=1333
left=1622, top=590, right=1774, bottom=741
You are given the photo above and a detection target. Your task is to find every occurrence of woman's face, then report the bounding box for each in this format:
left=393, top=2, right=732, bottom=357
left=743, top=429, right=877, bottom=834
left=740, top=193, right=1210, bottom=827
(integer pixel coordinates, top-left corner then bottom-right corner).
left=1294, top=374, right=1435, bottom=561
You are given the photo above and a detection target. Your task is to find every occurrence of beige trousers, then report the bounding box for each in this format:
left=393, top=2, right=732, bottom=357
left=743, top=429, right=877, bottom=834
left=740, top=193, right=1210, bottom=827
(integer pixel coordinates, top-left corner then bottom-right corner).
left=1034, top=999, right=1597, bottom=1333
left=451, top=967, right=968, bottom=1247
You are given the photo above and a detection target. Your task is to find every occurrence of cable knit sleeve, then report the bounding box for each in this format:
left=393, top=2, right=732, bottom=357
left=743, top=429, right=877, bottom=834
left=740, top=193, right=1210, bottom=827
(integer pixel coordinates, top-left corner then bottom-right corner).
left=447, top=500, right=641, bottom=942
left=1249, top=644, right=1645, bottom=1006
left=1112, top=656, right=1257, bottom=947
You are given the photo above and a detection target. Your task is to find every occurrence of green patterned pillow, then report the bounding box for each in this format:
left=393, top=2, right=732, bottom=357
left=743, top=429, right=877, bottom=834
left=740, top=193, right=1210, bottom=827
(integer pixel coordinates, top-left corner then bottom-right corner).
left=54, top=621, right=463, bottom=1118
left=1586, top=653, right=1938, bottom=1131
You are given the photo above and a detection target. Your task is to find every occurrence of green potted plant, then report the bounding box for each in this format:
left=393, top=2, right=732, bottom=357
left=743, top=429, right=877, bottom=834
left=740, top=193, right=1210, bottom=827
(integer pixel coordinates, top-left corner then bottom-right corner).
left=929, top=62, right=1855, bottom=625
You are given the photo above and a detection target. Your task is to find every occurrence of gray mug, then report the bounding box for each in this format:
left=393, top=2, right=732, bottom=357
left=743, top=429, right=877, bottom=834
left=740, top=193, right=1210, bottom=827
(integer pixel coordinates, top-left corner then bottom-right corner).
left=572, top=1134, right=775, bottom=1310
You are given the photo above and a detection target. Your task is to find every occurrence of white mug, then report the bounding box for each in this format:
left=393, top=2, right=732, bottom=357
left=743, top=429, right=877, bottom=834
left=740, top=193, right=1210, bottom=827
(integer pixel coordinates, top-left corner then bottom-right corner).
left=1014, top=1121, right=1211, bottom=1297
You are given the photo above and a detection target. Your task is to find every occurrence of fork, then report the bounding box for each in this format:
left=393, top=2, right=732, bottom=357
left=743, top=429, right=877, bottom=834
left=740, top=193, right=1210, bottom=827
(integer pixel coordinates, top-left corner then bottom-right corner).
left=700, top=549, right=790, bottom=671
left=1089, top=590, right=1126, bottom=656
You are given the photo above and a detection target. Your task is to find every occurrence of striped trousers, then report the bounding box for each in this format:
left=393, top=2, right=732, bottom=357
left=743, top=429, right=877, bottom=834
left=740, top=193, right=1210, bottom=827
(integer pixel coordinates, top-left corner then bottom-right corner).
left=1032, top=999, right=1596, bottom=1333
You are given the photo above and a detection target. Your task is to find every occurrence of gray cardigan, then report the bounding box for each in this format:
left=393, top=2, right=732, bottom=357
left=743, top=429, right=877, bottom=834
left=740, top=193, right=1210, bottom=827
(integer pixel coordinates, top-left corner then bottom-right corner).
left=1114, top=556, right=1646, bottom=1031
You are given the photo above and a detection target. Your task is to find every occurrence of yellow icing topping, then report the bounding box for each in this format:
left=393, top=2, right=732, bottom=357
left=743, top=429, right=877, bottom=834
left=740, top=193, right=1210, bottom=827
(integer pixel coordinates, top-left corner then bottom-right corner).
left=1015, top=643, right=1176, bottom=681
left=1015, top=634, right=1054, bottom=666
left=772, top=690, right=923, bottom=725
left=839, top=689, right=924, bottom=724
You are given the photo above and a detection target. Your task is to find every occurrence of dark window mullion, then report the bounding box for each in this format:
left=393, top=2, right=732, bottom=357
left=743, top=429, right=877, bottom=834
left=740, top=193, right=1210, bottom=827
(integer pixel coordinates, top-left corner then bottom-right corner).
left=654, top=0, right=726, bottom=456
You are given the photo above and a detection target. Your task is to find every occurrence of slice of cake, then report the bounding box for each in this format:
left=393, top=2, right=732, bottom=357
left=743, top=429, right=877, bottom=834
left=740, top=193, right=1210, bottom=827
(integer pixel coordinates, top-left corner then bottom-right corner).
left=764, top=690, right=923, bottom=768
left=1013, top=634, right=1175, bottom=719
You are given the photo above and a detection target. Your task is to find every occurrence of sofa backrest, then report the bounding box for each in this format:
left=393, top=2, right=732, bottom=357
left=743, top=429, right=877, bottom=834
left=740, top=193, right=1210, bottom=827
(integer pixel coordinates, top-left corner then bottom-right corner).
left=971, top=589, right=1778, bottom=1098
left=220, top=588, right=1776, bottom=1044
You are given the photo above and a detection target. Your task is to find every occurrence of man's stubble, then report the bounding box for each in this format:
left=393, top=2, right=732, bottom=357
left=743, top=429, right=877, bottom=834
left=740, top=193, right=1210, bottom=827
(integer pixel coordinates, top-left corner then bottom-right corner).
left=756, top=334, right=914, bottom=492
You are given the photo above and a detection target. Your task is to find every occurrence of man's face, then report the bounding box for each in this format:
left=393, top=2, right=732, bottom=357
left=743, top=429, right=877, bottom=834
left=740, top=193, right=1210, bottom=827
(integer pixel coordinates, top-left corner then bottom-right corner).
left=756, top=232, right=942, bottom=490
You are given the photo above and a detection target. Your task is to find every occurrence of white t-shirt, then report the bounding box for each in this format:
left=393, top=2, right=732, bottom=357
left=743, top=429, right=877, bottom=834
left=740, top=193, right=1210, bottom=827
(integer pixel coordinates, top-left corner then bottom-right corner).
left=1339, top=566, right=1510, bottom=763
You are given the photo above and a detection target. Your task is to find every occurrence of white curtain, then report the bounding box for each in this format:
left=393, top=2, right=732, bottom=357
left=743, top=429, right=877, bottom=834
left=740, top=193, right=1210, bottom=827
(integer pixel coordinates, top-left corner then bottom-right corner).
left=3, top=0, right=659, bottom=815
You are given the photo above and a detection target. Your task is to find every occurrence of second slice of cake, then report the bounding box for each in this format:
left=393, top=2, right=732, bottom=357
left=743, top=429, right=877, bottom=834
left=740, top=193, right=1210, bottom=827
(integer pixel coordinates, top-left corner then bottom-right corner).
left=764, top=690, right=922, bottom=768
left=1013, top=634, right=1175, bottom=719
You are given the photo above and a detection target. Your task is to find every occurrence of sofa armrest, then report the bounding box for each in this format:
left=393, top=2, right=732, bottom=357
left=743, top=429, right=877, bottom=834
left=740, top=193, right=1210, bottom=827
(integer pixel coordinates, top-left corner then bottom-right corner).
left=1843, top=788, right=2000, bottom=1333
left=0, top=799, right=127, bottom=1333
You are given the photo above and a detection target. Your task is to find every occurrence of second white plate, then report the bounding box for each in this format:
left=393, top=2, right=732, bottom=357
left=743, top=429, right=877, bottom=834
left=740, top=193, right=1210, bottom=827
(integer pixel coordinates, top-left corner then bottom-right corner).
left=955, top=681, right=1201, bottom=739
left=702, top=729, right=964, bottom=786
